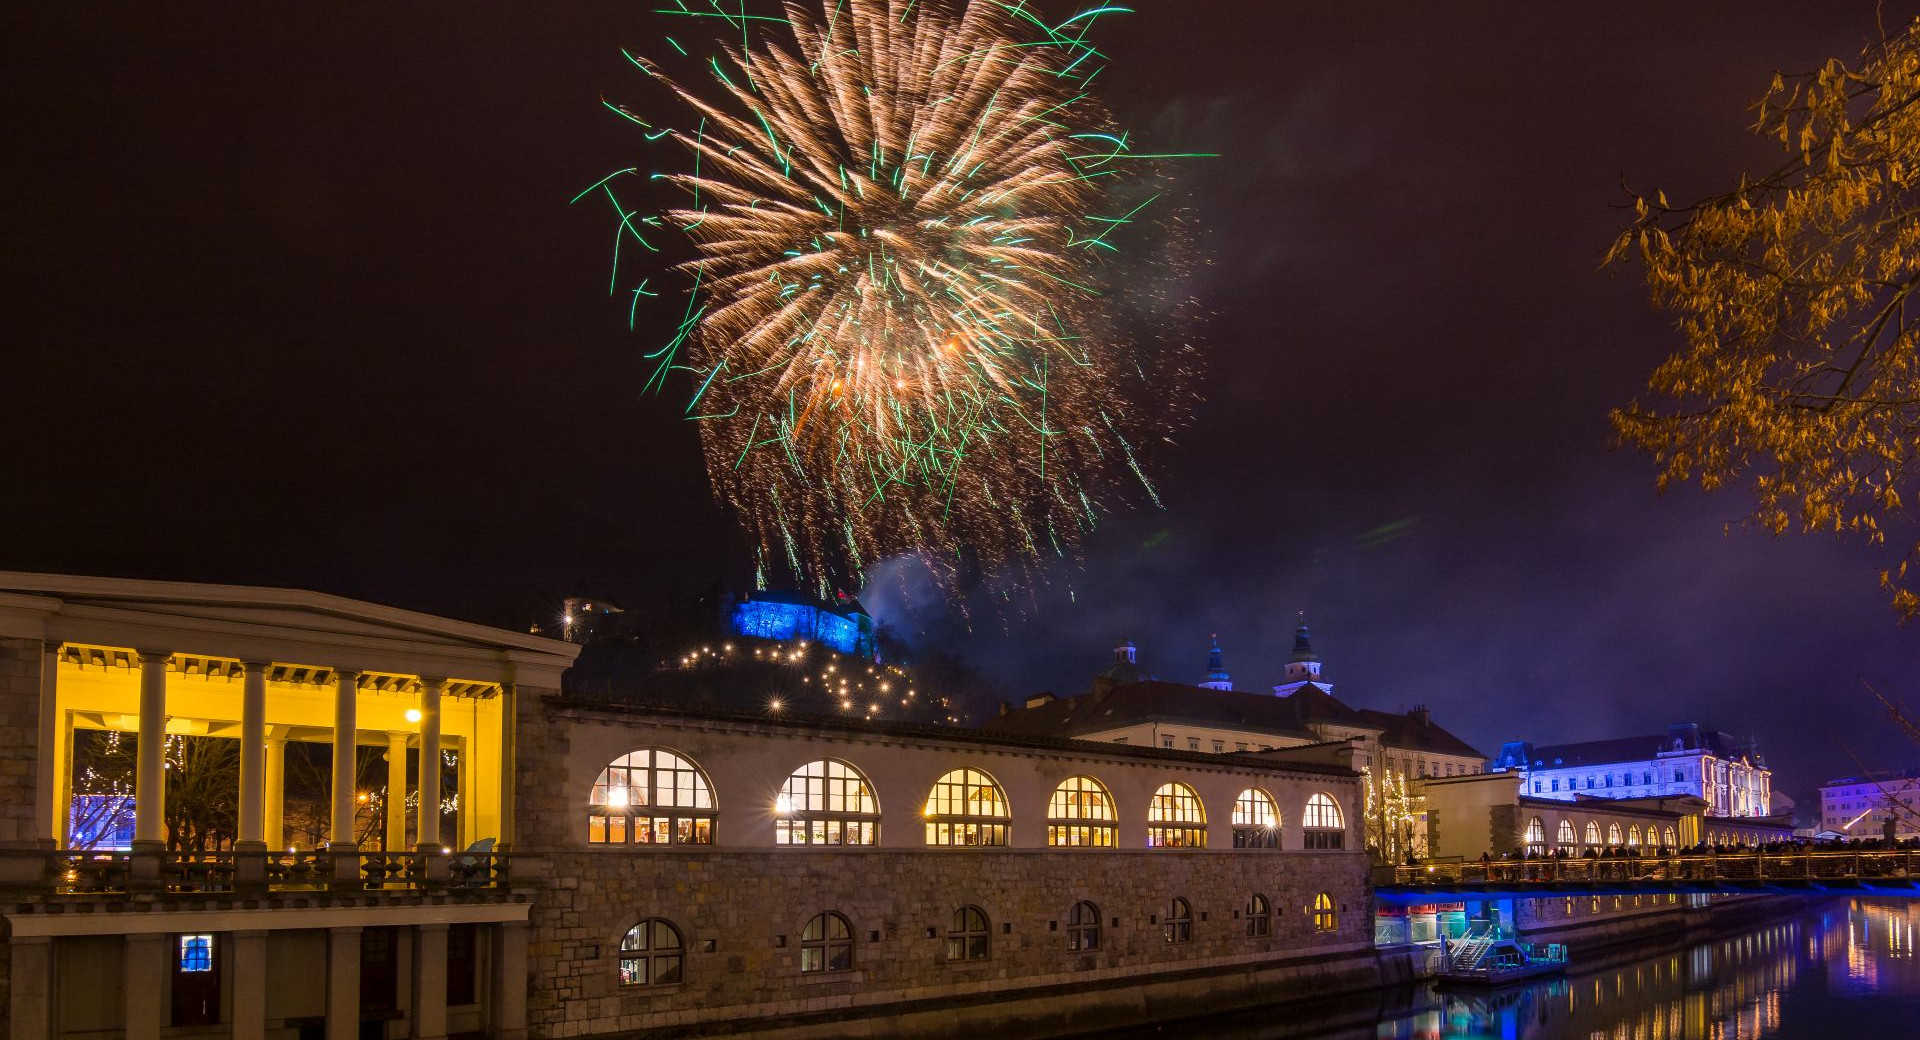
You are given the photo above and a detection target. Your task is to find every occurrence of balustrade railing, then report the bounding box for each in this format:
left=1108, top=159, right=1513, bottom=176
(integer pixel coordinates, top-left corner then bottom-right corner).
left=28, top=848, right=509, bottom=897
left=1391, top=849, right=1920, bottom=887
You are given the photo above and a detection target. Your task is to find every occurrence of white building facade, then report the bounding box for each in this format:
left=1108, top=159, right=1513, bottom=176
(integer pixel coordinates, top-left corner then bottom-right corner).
left=1488, top=723, right=1772, bottom=819
left=1820, top=772, right=1920, bottom=839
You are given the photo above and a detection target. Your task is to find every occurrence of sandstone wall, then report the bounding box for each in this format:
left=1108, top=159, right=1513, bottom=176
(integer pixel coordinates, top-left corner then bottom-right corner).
left=0, top=637, right=44, bottom=847
left=513, top=698, right=1376, bottom=1038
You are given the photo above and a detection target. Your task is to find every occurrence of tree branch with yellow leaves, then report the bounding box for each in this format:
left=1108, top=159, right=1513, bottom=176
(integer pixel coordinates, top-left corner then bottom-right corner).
left=1611, top=20, right=1920, bottom=618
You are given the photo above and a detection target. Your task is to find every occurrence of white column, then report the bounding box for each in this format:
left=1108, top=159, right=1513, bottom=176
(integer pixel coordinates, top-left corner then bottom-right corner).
left=125, top=932, right=167, bottom=1040
left=34, top=641, right=59, bottom=849
left=455, top=735, right=472, bottom=850
left=265, top=737, right=287, bottom=848
left=233, top=930, right=269, bottom=1040
left=56, top=710, right=75, bottom=848
left=8, top=937, right=53, bottom=1040
left=386, top=731, right=409, bottom=852
left=331, top=669, right=360, bottom=850
left=417, top=678, right=443, bottom=851
left=133, top=651, right=170, bottom=851
left=327, top=926, right=363, bottom=1040
left=237, top=661, right=269, bottom=849
left=498, top=684, right=517, bottom=849
left=412, top=923, right=449, bottom=1040
left=488, top=921, right=528, bottom=1040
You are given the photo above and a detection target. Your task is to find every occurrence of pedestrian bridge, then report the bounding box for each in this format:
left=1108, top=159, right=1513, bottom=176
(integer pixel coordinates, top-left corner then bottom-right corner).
left=1376, top=849, right=1920, bottom=905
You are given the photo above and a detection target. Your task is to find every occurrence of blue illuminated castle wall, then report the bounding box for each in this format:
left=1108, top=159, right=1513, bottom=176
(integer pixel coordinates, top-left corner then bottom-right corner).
left=729, top=591, right=876, bottom=658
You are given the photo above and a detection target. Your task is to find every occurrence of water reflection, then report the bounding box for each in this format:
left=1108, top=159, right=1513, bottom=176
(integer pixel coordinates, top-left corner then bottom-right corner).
left=1096, top=900, right=1920, bottom=1040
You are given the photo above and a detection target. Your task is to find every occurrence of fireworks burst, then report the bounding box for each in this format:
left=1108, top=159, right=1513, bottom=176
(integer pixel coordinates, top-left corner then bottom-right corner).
left=583, top=0, right=1204, bottom=595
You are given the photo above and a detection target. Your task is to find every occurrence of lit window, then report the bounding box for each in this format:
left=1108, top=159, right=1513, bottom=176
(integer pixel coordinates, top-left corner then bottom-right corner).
left=177, top=934, right=213, bottom=973
left=946, top=906, right=990, bottom=961
left=1607, top=823, right=1623, bottom=846
left=776, top=760, right=879, bottom=845
left=1303, top=793, right=1344, bottom=849
left=588, top=748, right=715, bottom=845
left=1627, top=826, right=1641, bottom=848
left=1663, top=826, right=1676, bottom=848
left=1067, top=901, right=1101, bottom=951
left=1246, top=894, right=1271, bottom=937
left=1163, top=897, right=1193, bottom=943
left=1047, top=776, right=1118, bottom=847
left=1231, top=788, right=1280, bottom=848
left=1311, top=893, right=1336, bottom=933
left=924, top=769, right=1010, bottom=846
left=800, top=912, right=854, bottom=973
left=1584, top=821, right=1601, bottom=846
left=618, top=919, right=683, bottom=986
left=1557, top=819, right=1577, bottom=852
left=1147, top=783, right=1207, bottom=848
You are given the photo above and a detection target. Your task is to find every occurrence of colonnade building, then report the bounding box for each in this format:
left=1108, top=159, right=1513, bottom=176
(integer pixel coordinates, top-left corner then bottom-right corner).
left=989, top=624, right=1484, bottom=862
left=0, top=572, right=1378, bottom=1040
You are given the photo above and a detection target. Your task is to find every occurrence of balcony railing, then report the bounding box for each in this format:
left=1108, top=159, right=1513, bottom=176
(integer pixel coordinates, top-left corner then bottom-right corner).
left=39, top=848, right=510, bottom=897
left=1388, top=848, right=1920, bottom=888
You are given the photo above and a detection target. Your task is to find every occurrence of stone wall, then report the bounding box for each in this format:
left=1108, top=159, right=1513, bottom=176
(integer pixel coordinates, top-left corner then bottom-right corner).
left=522, top=847, right=1373, bottom=1038
left=0, top=637, right=43, bottom=848
left=513, top=698, right=1377, bottom=1038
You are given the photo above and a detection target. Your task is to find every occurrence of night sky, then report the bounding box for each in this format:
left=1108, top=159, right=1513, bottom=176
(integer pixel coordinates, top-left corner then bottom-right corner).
left=7, top=1, right=1918, bottom=817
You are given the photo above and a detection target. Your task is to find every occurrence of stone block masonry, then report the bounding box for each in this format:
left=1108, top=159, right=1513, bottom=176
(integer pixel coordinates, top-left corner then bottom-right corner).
left=515, top=698, right=1377, bottom=1038
left=523, top=848, right=1375, bottom=1038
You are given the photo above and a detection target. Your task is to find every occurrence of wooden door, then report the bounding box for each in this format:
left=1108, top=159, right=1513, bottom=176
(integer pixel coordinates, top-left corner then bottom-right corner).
left=171, top=933, right=222, bottom=1026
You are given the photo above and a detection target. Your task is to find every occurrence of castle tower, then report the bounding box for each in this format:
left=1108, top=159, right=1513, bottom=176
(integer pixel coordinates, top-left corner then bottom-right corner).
left=1199, top=634, right=1232, bottom=691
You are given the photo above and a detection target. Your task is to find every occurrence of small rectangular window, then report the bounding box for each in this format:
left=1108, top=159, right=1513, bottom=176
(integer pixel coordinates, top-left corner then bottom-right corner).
left=1187, top=738, right=1200, bottom=751
left=1162, top=736, right=1174, bottom=749
left=178, top=934, right=213, bottom=973
left=1212, top=741, right=1224, bottom=753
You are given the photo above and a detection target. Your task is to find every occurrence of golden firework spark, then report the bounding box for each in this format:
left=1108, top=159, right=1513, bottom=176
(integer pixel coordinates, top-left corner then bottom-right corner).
left=582, top=0, right=1204, bottom=594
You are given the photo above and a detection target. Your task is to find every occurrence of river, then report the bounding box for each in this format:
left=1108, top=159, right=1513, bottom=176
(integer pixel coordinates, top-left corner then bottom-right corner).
left=1091, top=899, right=1920, bottom=1040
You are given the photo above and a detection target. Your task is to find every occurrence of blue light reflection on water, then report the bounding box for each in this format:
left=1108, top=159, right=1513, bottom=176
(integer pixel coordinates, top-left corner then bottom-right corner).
left=1373, top=900, right=1920, bottom=1040
left=1095, top=900, right=1920, bottom=1040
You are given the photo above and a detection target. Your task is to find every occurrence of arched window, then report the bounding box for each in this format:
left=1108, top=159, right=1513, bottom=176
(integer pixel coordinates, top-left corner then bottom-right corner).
left=1232, top=788, right=1280, bottom=849
left=1067, top=901, right=1100, bottom=951
left=618, top=919, right=683, bottom=986
left=1246, top=894, right=1271, bottom=937
left=925, top=769, right=1010, bottom=846
left=947, top=906, right=990, bottom=961
left=1662, top=826, right=1677, bottom=849
left=800, top=912, right=854, bottom=973
left=776, top=760, right=879, bottom=845
left=1303, top=792, right=1344, bottom=849
left=1162, top=897, right=1192, bottom=943
left=1047, top=775, right=1117, bottom=847
left=1607, top=823, right=1623, bottom=846
left=1626, top=825, right=1642, bottom=848
left=589, top=748, right=715, bottom=845
left=1584, top=821, right=1601, bottom=846
left=1147, top=783, right=1207, bottom=847
left=1311, top=892, right=1336, bottom=933
left=1556, top=819, right=1577, bottom=852
left=1524, top=816, right=1546, bottom=855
